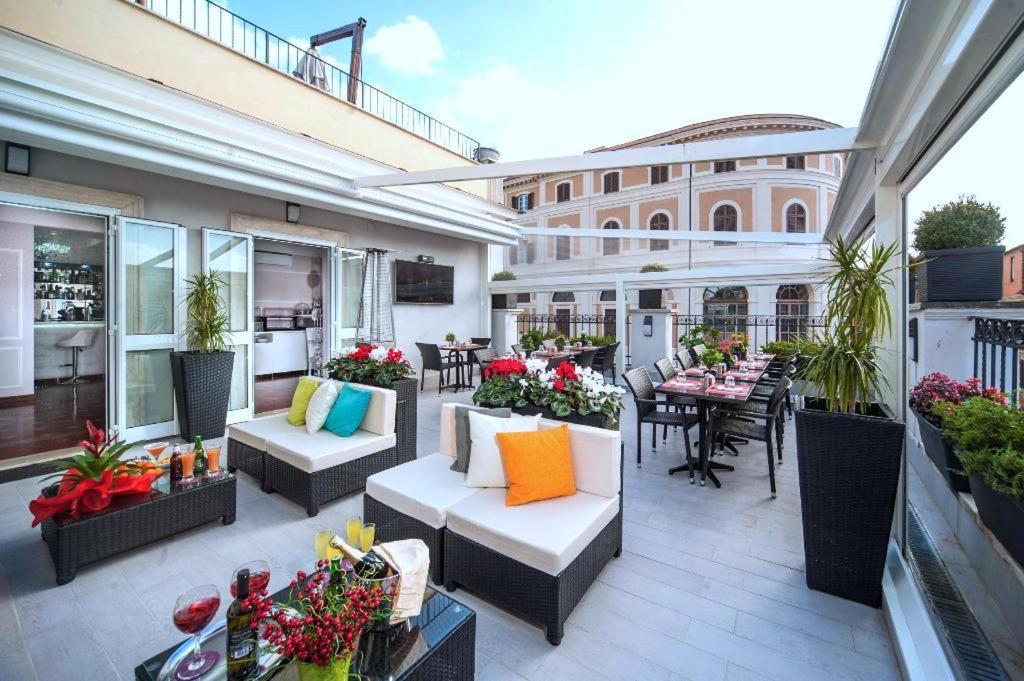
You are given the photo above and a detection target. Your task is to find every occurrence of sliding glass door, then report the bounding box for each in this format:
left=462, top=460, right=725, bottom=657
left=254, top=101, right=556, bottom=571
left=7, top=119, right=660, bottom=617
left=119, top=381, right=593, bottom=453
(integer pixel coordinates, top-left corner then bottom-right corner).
left=115, top=217, right=183, bottom=441
left=203, top=228, right=254, bottom=425
left=331, top=247, right=364, bottom=355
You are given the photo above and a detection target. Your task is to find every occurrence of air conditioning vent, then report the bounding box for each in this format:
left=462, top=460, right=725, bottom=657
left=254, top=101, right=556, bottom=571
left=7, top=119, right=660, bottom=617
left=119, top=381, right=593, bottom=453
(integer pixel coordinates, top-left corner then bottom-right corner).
left=254, top=250, right=293, bottom=267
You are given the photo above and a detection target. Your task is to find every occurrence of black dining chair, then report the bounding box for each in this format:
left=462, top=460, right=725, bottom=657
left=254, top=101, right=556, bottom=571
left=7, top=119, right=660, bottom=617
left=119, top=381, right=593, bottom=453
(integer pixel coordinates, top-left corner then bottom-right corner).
left=654, top=356, right=697, bottom=442
left=675, top=349, right=694, bottom=370
left=470, top=347, right=499, bottom=386
left=689, top=343, right=707, bottom=365
left=415, top=343, right=461, bottom=394
left=592, top=342, right=620, bottom=382
left=574, top=348, right=599, bottom=370
left=707, top=377, right=792, bottom=497
left=621, top=367, right=699, bottom=471
left=466, top=338, right=493, bottom=386
left=511, top=343, right=523, bottom=356
left=470, top=337, right=491, bottom=347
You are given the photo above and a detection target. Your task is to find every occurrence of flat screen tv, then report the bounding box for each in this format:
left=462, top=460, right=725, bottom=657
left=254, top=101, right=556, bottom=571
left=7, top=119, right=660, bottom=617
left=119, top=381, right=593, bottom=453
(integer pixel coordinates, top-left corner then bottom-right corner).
left=394, top=259, right=454, bottom=304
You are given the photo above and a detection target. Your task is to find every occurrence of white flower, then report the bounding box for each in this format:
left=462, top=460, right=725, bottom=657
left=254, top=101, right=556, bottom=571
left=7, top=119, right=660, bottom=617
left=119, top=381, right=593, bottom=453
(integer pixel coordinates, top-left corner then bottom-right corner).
left=339, top=346, right=357, bottom=358
left=369, top=346, right=389, bottom=361
left=525, top=358, right=548, bottom=375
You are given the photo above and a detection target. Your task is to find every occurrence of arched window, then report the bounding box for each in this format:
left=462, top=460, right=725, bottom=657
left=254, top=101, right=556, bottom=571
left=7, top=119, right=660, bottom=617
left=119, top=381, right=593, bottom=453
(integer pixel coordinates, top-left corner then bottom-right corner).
left=602, top=220, right=620, bottom=255
left=649, top=213, right=669, bottom=251
left=785, top=203, right=807, bottom=233
left=776, top=284, right=810, bottom=340
left=713, top=204, right=738, bottom=246
left=702, top=286, right=748, bottom=334
left=551, top=291, right=575, bottom=303
left=556, top=182, right=571, bottom=203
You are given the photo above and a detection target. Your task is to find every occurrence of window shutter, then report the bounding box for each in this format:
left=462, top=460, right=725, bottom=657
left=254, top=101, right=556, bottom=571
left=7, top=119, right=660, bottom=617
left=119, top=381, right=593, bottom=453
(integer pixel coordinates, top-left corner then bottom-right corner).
left=528, top=192, right=535, bottom=209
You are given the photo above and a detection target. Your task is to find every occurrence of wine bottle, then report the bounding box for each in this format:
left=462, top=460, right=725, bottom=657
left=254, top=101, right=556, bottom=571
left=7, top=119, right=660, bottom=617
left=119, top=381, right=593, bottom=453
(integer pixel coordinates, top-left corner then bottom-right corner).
left=328, top=537, right=388, bottom=579
left=226, top=569, right=258, bottom=680
left=193, top=435, right=207, bottom=477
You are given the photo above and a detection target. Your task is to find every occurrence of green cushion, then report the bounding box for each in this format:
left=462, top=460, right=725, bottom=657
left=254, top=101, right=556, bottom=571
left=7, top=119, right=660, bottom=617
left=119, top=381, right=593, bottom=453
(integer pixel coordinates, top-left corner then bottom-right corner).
left=324, top=384, right=372, bottom=437
left=286, top=376, right=320, bottom=426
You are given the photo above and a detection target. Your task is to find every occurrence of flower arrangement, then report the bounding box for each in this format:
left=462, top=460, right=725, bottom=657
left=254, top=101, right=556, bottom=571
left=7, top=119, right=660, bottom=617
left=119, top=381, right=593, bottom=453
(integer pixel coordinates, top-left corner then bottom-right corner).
left=243, top=562, right=391, bottom=677
left=730, top=332, right=749, bottom=356
left=909, top=372, right=1005, bottom=426
left=325, top=345, right=413, bottom=387
left=473, top=357, right=625, bottom=422
left=679, top=324, right=719, bottom=349
left=699, top=347, right=725, bottom=368
left=519, top=329, right=544, bottom=352
left=29, top=420, right=159, bottom=527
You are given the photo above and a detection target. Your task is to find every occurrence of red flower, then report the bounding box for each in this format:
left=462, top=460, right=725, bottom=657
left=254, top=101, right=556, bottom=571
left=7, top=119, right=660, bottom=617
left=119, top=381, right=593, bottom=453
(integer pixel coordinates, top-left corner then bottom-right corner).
left=386, top=347, right=404, bottom=363
left=553, top=379, right=565, bottom=392
left=484, top=358, right=527, bottom=378
left=350, top=345, right=373, bottom=361
left=554, top=361, right=578, bottom=382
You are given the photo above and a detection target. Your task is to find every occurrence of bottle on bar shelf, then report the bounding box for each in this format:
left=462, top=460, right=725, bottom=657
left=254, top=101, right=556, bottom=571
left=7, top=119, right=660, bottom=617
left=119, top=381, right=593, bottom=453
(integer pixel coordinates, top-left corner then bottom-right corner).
left=328, top=536, right=388, bottom=580
left=193, top=435, right=207, bottom=478
left=226, top=568, right=258, bottom=680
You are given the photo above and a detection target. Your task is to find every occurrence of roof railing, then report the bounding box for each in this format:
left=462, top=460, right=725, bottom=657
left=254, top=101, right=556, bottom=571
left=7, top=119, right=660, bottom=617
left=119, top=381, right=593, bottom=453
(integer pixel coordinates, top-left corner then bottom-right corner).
left=137, top=0, right=481, bottom=160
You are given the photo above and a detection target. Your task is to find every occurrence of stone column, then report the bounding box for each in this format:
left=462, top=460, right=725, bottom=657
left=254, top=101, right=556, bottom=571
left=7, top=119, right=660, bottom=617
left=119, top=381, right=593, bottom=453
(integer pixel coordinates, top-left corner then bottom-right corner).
left=629, top=308, right=674, bottom=375
left=490, top=308, right=522, bottom=355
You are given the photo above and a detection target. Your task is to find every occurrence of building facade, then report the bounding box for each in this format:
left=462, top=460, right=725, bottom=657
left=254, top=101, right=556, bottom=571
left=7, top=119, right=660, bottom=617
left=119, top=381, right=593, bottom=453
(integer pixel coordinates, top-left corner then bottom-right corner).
left=501, top=114, right=842, bottom=343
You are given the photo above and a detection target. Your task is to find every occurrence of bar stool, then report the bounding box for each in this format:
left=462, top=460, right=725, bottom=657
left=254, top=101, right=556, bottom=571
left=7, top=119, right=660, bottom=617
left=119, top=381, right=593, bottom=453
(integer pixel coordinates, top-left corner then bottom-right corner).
left=58, top=329, right=96, bottom=384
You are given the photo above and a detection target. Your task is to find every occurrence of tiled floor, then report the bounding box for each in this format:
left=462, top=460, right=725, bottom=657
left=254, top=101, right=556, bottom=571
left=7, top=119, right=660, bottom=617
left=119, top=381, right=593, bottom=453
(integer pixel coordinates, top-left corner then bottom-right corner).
left=0, top=389, right=899, bottom=681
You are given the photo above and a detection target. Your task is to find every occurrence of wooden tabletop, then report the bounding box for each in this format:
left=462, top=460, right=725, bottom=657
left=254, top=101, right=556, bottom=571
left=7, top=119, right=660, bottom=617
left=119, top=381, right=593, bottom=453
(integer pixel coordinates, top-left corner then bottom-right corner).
left=441, top=344, right=487, bottom=352
left=654, top=376, right=757, bottom=405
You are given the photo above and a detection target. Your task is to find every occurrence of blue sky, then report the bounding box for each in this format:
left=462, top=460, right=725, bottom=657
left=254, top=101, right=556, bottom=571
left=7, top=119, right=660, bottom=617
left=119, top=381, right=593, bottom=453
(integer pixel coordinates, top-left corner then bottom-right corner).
left=223, top=0, right=1022, bottom=244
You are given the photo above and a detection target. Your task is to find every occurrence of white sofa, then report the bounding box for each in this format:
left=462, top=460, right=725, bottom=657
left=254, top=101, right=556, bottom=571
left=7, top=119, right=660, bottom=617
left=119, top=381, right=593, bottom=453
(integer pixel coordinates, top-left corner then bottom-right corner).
left=364, top=403, right=623, bottom=645
left=228, top=379, right=398, bottom=516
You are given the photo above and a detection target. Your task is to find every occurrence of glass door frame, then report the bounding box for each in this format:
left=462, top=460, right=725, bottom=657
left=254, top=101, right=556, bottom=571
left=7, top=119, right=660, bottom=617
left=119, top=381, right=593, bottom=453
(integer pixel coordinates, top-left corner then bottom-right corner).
left=331, top=246, right=366, bottom=356
left=202, top=228, right=254, bottom=425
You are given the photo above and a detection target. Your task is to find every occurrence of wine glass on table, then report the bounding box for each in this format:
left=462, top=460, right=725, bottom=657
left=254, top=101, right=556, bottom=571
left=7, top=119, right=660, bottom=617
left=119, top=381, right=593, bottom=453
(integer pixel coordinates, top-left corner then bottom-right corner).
left=231, top=560, right=270, bottom=597
left=172, top=584, right=221, bottom=679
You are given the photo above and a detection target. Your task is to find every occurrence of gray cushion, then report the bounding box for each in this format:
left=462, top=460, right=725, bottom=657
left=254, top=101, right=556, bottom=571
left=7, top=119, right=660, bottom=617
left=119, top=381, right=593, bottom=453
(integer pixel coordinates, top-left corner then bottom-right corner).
left=451, top=405, right=511, bottom=472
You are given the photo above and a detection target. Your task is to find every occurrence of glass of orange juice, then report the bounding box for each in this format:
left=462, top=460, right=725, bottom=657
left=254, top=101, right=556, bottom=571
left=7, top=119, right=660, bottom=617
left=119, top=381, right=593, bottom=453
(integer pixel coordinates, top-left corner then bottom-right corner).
left=180, top=449, right=196, bottom=482
left=345, top=517, right=362, bottom=547
left=359, top=523, right=376, bottom=552
left=314, top=528, right=332, bottom=562
left=205, top=446, right=221, bottom=476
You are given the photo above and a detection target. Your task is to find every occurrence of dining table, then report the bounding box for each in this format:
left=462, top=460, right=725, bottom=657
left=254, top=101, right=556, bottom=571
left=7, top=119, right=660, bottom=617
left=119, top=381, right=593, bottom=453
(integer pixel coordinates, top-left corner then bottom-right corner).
left=654, top=371, right=762, bottom=488
left=439, top=343, right=488, bottom=391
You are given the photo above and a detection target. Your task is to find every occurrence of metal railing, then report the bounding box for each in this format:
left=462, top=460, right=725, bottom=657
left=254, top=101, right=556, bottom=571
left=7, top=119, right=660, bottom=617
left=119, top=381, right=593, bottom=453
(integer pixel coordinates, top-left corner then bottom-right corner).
left=139, top=0, right=481, bottom=160
left=971, top=317, right=1023, bottom=393
left=672, top=314, right=828, bottom=353
left=516, top=313, right=632, bottom=361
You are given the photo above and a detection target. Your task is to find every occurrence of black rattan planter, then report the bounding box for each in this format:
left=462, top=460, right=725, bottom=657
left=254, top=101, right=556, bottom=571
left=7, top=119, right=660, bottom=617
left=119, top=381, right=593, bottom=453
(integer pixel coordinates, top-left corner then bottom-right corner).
left=508, top=403, right=619, bottom=431
left=794, top=398, right=905, bottom=607
left=170, top=350, right=234, bottom=441
left=968, top=474, right=1024, bottom=567
left=917, top=245, right=1004, bottom=302
left=912, top=410, right=969, bottom=492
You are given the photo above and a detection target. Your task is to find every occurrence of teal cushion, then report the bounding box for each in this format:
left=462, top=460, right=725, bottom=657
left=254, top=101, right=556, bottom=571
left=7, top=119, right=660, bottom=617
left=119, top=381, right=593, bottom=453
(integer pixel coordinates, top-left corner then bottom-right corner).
left=323, top=384, right=372, bottom=437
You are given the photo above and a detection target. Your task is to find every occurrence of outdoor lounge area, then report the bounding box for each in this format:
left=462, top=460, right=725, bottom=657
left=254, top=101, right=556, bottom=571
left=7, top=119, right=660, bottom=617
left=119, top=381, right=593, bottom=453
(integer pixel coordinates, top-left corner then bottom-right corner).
left=2, top=0, right=1024, bottom=679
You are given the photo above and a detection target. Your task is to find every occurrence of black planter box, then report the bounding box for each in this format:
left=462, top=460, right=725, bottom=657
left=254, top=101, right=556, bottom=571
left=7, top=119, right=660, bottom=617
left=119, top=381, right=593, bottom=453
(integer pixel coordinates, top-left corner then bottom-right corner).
left=638, top=289, right=663, bottom=309
left=917, top=245, right=1004, bottom=303
left=795, top=398, right=905, bottom=607
left=969, top=474, right=1024, bottom=568
left=912, top=410, right=969, bottom=492
left=170, top=351, right=234, bottom=441
left=509, top=403, right=620, bottom=431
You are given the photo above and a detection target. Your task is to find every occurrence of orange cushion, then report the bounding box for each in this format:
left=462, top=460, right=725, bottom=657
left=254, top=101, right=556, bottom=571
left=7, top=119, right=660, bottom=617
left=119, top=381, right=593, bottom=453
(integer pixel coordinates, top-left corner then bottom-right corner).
left=496, top=424, right=576, bottom=506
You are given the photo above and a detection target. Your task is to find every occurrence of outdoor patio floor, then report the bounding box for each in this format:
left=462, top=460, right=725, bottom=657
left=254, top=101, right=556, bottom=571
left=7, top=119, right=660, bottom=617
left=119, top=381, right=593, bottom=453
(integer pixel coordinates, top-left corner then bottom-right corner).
left=0, top=389, right=900, bottom=681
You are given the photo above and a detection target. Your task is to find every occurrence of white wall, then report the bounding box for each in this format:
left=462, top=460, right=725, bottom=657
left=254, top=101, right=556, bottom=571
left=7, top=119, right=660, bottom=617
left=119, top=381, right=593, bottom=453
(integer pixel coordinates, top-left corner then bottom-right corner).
left=0, top=220, right=33, bottom=397
left=23, top=146, right=489, bottom=375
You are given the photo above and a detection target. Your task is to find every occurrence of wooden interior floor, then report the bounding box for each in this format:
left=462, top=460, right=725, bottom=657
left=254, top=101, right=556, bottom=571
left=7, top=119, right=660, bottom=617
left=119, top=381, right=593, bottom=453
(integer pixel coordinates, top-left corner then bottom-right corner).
left=0, top=379, right=105, bottom=460
left=254, top=372, right=304, bottom=413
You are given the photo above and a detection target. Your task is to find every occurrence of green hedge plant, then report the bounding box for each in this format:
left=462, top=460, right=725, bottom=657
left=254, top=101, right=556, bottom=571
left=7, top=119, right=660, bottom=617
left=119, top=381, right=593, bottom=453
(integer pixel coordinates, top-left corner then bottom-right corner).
left=912, top=195, right=1005, bottom=252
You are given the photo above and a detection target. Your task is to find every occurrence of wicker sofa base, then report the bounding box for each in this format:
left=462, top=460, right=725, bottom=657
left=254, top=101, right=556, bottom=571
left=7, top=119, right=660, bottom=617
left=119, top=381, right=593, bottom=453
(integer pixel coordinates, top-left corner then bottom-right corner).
left=226, top=438, right=266, bottom=488
left=41, top=475, right=236, bottom=585
left=264, top=446, right=398, bottom=516
left=363, top=493, right=446, bottom=586
left=443, top=513, right=622, bottom=645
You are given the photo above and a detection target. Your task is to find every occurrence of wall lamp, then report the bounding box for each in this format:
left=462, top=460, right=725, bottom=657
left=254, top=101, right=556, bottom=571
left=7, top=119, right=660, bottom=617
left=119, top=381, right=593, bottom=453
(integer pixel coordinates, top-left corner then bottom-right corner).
left=285, top=202, right=301, bottom=224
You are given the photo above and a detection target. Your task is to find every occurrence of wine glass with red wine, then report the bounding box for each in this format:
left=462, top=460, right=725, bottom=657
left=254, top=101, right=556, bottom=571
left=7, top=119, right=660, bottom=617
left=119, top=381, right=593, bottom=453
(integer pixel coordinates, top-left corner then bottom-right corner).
left=172, top=584, right=221, bottom=679
left=231, top=560, right=270, bottom=597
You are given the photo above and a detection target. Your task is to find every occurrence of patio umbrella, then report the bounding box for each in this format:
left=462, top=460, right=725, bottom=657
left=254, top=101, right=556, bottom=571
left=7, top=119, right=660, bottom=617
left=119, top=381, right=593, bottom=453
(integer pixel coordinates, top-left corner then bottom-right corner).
left=293, top=45, right=331, bottom=92
left=357, top=248, right=395, bottom=345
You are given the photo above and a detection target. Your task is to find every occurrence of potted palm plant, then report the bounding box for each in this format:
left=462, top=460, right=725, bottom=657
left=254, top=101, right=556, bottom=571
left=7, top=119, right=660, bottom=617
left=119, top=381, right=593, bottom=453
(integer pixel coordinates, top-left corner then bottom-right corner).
left=170, top=272, right=234, bottom=440
left=913, top=195, right=1005, bottom=302
left=795, top=236, right=906, bottom=608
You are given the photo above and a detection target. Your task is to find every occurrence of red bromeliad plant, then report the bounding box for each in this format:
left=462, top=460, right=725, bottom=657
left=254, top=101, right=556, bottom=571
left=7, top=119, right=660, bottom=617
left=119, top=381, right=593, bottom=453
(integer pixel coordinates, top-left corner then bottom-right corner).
left=325, top=344, right=414, bottom=387
left=909, top=372, right=1006, bottom=426
left=243, top=563, right=390, bottom=671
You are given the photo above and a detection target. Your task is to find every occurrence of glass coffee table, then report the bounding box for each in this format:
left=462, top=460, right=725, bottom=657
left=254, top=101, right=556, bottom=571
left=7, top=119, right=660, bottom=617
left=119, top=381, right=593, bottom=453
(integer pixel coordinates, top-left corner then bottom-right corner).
left=41, top=472, right=236, bottom=585
left=134, top=585, right=475, bottom=681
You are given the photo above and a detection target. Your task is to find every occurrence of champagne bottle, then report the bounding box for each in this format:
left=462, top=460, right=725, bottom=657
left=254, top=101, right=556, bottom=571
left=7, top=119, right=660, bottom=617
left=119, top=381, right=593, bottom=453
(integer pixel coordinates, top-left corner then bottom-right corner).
left=193, top=435, right=207, bottom=477
left=328, top=537, right=388, bottom=579
left=226, top=569, right=258, bottom=680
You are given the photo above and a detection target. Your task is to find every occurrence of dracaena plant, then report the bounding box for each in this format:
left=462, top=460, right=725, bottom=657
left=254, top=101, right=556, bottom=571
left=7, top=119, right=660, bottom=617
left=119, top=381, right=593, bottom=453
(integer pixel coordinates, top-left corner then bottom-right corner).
left=183, top=271, right=230, bottom=352
left=802, top=236, right=902, bottom=414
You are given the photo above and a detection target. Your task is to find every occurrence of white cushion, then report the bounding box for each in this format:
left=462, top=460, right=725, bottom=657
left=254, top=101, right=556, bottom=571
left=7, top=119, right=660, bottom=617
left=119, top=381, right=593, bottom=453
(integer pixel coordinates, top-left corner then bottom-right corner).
left=465, top=411, right=540, bottom=488
left=332, top=381, right=396, bottom=437
left=439, top=403, right=458, bottom=458
left=446, top=489, right=619, bottom=575
left=265, top=429, right=397, bottom=473
left=365, top=453, right=480, bottom=528
left=539, top=419, right=622, bottom=499
left=228, top=413, right=298, bottom=450
left=305, top=380, right=339, bottom=434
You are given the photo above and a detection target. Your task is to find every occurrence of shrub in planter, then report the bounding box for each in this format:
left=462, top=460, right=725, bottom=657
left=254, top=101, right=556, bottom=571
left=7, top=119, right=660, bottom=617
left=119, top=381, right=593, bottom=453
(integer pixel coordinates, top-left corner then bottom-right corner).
left=170, top=272, right=234, bottom=440
left=909, top=373, right=1005, bottom=492
left=795, top=236, right=906, bottom=608
left=913, top=195, right=1006, bottom=302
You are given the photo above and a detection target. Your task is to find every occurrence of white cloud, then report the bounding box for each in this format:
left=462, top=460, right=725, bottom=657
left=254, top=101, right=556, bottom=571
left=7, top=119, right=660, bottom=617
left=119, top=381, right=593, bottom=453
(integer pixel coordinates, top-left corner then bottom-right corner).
left=364, top=15, right=443, bottom=76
